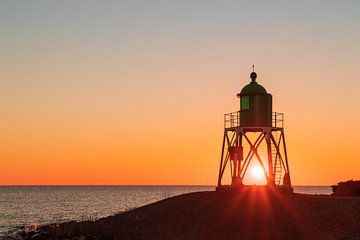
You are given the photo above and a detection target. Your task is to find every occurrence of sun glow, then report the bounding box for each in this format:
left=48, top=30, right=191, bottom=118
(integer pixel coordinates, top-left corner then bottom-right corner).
left=251, top=165, right=265, bottom=180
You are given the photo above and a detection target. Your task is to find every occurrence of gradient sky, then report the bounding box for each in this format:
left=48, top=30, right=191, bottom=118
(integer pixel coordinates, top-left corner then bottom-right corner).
left=1, top=1, right=359, bottom=185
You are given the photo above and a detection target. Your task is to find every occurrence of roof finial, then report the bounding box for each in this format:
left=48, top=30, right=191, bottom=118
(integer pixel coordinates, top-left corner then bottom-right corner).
left=250, top=65, right=257, bottom=82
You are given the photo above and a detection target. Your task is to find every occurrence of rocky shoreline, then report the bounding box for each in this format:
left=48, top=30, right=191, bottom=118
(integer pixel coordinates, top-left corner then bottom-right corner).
left=4, top=188, right=360, bottom=240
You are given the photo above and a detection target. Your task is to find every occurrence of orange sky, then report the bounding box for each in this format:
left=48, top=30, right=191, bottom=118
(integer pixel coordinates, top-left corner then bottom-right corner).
left=0, top=1, right=359, bottom=185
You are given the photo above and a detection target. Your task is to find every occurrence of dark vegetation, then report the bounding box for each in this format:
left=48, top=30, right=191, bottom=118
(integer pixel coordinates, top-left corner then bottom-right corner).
left=332, top=180, right=360, bottom=196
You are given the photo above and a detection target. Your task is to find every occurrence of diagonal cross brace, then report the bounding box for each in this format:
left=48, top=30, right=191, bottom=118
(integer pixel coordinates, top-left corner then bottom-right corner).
left=243, top=133, right=270, bottom=181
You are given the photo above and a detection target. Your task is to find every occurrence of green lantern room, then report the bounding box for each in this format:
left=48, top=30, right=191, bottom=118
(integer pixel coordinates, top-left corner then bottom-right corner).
left=236, top=70, right=272, bottom=127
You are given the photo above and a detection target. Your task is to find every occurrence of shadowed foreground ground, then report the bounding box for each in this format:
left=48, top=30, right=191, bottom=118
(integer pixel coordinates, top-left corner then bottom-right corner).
left=22, top=188, right=360, bottom=240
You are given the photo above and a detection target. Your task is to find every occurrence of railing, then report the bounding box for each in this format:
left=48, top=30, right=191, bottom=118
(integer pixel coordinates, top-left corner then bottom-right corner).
left=272, top=112, right=284, bottom=128
left=224, top=111, right=284, bottom=128
left=224, top=111, right=240, bottom=128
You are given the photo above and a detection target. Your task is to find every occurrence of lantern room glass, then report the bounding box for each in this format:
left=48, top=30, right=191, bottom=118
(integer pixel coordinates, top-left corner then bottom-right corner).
left=241, top=96, right=250, bottom=110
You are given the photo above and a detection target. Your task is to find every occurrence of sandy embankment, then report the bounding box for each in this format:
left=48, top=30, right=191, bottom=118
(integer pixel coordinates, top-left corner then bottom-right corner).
left=18, top=188, right=360, bottom=240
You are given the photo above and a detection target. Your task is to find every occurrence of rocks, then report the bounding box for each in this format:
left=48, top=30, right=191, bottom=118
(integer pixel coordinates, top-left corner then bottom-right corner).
left=4, top=230, right=38, bottom=240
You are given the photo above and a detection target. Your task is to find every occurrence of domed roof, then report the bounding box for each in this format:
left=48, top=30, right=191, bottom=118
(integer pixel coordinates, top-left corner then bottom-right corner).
left=240, top=81, right=267, bottom=95
left=237, top=70, right=267, bottom=96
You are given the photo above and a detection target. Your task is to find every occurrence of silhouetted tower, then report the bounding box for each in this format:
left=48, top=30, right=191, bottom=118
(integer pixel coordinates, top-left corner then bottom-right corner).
left=217, top=66, right=292, bottom=190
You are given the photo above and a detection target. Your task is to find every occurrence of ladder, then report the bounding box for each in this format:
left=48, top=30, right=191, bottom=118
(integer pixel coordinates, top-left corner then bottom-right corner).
left=271, top=142, right=282, bottom=185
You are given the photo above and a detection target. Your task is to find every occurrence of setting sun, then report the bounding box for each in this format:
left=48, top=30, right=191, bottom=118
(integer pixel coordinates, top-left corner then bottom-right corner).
left=251, top=166, right=265, bottom=180
left=241, top=163, right=267, bottom=185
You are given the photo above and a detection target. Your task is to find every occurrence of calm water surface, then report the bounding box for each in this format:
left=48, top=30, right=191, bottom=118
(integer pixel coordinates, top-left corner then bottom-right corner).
left=0, top=185, right=331, bottom=236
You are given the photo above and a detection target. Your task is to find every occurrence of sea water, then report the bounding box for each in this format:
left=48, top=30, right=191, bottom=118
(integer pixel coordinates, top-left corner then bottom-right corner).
left=0, top=185, right=332, bottom=236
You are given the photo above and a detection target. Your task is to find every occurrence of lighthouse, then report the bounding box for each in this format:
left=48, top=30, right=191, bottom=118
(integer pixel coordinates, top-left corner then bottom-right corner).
left=217, top=66, right=292, bottom=191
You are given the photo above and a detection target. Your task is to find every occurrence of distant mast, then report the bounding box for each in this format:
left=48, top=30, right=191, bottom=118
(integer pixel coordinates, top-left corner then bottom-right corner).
left=217, top=66, right=292, bottom=191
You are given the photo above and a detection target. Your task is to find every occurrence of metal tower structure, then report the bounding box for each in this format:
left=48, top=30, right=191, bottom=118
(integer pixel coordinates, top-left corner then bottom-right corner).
left=217, top=67, right=292, bottom=191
